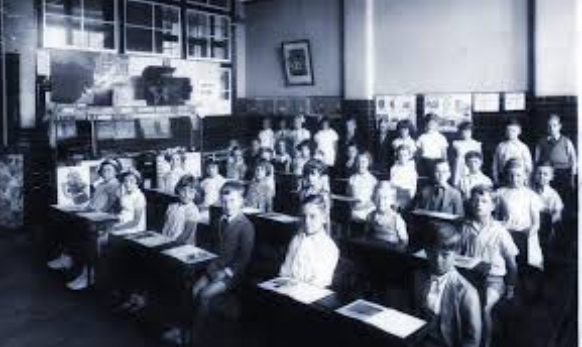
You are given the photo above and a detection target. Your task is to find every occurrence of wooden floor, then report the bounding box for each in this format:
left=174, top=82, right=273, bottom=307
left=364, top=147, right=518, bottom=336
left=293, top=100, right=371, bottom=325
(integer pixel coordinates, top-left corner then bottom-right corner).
left=0, top=228, right=577, bottom=347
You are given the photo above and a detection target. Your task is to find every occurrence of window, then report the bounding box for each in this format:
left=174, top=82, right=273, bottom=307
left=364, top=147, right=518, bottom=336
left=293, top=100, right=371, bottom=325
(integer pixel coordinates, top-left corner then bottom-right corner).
left=187, top=0, right=230, bottom=11
left=186, top=10, right=230, bottom=62
left=125, top=1, right=181, bottom=57
left=220, top=68, right=231, bottom=102
left=43, top=0, right=117, bottom=51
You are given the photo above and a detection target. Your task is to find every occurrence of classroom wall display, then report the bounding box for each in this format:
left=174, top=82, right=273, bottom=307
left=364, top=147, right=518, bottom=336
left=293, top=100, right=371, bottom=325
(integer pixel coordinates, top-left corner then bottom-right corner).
left=139, top=118, right=173, bottom=139
left=0, top=154, right=24, bottom=228
left=423, top=94, right=472, bottom=131
left=281, top=40, right=315, bottom=86
left=156, top=152, right=203, bottom=190
left=504, top=92, right=526, bottom=111
left=375, top=95, right=417, bottom=130
left=473, top=93, right=500, bottom=113
left=56, top=165, right=91, bottom=207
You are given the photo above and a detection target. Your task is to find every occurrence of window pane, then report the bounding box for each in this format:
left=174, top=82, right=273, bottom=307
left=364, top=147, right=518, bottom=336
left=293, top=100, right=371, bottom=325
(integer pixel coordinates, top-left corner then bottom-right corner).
left=70, top=17, right=84, bottom=47
left=212, top=39, right=228, bottom=60
left=126, top=27, right=153, bottom=52
left=84, top=0, right=116, bottom=22
left=154, top=5, right=180, bottom=34
left=187, top=12, right=208, bottom=38
left=188, top=38, right=209, bottom=58
left=44, top=14, right=69, bottom=47
left=45, top=0, right=66, bottom=16
left=85, top=20, right=116, bottom=50
left=126, top=1, right=152, bottom=27
left=212, top=16, right=229, bottom=39
left=154, top=30, right=180, bottom=57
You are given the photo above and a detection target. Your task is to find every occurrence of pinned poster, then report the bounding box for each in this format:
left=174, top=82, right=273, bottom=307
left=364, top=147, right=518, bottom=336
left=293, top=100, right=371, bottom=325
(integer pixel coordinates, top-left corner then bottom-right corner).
left=473, top=93, right=500, bottom=112
left=424, top=94, right=472, bottom=132
left=57, top=165, right=91, bottom=207
left=375, top=95, right=417, bottom=130
left=504, top=92, right=526, bottom=111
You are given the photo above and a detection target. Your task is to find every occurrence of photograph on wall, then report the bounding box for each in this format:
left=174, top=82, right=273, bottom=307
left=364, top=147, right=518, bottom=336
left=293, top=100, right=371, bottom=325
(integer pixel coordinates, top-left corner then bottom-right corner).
left=0, top=154, right=24, bottom=228
left=375, top=95, right=417, bottom=130
left=57, top=165, right=91, bottom=207
left=281, top=40, right=314, bottom=86
left=424, top=93, right=472, bottom=131
left=473, top=93, right=500, bottom=112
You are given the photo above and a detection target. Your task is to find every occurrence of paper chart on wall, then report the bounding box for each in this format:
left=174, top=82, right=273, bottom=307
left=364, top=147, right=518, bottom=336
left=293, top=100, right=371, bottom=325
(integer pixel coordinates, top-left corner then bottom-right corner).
left=375, top=95, right=417, bottom=130
left=473, top=93, right=500, bottom=112
left=423, top=94, right=472, bottom=132
left=504, top=92, right=526, bottom=111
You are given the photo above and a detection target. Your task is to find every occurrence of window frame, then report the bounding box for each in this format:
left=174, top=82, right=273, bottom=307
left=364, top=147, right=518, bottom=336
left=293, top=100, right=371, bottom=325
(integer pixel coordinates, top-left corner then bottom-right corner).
left=185, top=9, right=231, bottom=62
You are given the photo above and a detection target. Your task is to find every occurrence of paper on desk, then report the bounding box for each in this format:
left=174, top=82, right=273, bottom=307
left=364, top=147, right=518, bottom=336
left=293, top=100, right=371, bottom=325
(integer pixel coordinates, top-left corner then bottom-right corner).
left=162, top=244, right=217, bottom=264
left=53, top=205, right=86, bottom=213
left=242, top=207, right=262, bottom=215
left=258, top=277, right=333, bottom=304
left=109, top=229, right=143, bottom=237
left=412, top=249, right=479, bottom=269
left=259, top=213, right=299, bottom=224
left=133, top=233, right=173, bottom=248
left=336, top=299, right=426, bottom=339
left=77, top=211, right=117, bottom=222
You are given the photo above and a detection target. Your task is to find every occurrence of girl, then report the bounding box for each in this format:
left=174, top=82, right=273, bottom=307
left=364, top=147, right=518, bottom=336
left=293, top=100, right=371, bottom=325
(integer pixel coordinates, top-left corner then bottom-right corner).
left=340, top=140, right=358, bottom=177
left=161, top=150, right=187, bottom=194
left=314, top=117, right=339, bottom=167
left=298, top=159, right=331, bottom=219
left=225, top=146, right=247, bottom=180
left=111, top=168, right=147, bottom=235
left=291, top=140, right=312, bottom=176
left=275, top=118, right=290, bottom=147
left=200, top=159, right=227, bottom=209
left=273, top=138, right=292, bottom=173
left=347, top=152, right=378, bottom=221
left=451, top=121, right=482, bottom=187
left=245, top=159, right=276, bottom=212
left=365, top=181, right=408, bottom=248
left=288, top=114, right=311, bottom=154
left=389, top=144, right=418, bottom=205
left=391, top=119, right=417, bottom=157
left=279, top=194, right=339, bottom=288
left=416, top=113, right=449, bottom=177
left=258, top=117, right=275, bottom=150
left=161, top=174, right=201, bottom=244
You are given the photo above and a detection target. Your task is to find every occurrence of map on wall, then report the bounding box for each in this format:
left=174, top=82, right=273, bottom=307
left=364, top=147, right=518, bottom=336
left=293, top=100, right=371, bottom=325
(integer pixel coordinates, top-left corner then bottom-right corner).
left=0, top=154, right=24, bottom=229
left=423, top=94, right=472, bottom=132
left=375, top=95, right=417, bottom=130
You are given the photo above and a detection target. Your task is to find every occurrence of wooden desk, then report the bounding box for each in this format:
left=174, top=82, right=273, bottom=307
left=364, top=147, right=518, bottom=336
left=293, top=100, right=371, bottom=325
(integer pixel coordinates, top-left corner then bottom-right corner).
left=250, top=282, right=428, bottom=347
left=144, top=188, right=179, bottom=231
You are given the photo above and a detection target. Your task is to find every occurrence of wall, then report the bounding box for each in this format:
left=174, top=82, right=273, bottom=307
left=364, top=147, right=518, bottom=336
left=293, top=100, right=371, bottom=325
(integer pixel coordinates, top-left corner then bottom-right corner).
left=373, top=0, right=528, bottom=94
left=243, top=0, right=342, bottom=97
left=5, top=0, right=37, bottom=128
left=535, top=0, right=577, bottom=96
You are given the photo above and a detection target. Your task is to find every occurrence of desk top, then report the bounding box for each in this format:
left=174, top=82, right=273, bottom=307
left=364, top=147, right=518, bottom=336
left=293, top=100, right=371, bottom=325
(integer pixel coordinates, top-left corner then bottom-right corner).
left=50, top=205, right=118, bottom=224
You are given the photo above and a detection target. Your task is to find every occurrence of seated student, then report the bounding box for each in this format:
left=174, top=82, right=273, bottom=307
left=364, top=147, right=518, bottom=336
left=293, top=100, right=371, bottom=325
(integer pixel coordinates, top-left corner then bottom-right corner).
left=164, top=181, right=255, bottom=343
left=339, top=116, right=365, bottom=161
left=414, top=159, right=464, bottom=217
left=298, top=159, right=331, bottom=218
left=390, top=143, right=418, bottom=202
left=339, top=140, right=359, bottom=177
left=458, top=185, right=518, bottom=347
left=415, top=222, right=482, bottom=347
left=225, top=146, right=247, bottom=181
left=314, top=117, right=340, bottom=167
left=458, top=151, right=493, bottom=200
left=532, top=162, right=564, bottom=255
left=496, top=158, right=543, bottom=271
left=534, top=114, right=577, bottom=196
left=279, top=194, right=339, bottom=288
left=160, top=150, right=187, bottom=194
left=291, top=140, right=312, bottom=176
left=451, top=121, right=482, bottom=187
left=391, top=119, right=417, bottom=157
left=69, top=168, right=147, bottom=291
left=492, top=118, right=533, bottom=185
left=245, top=138, right=262, bottom=177
left=245, top=159, right=276, bottom=212
left=200, top=159, right=227, bottom=209
left=347, top=152, right=378, bottom=221
left=288, top=114, right=312, bottom=154
left=273, top=138, right=292, bottom=173
left=258, top=117, right=275, bottom=150
left=416, top=113, right=449, bottom=177
left=365, top=181, right=408, bottom=248
left=161, top=174, right=201, bottom=244
left=48, top=158, right=122, bottom=271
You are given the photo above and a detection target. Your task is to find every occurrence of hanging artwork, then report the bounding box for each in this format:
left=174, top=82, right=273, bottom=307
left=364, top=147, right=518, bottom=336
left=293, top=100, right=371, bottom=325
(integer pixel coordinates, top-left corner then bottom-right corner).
left=282, top=40, right=315, bottom=86
left=0, top=154, right=24, bottom=228
left=424, top=94, right=472, bottom=132
left=57, top=165, right=91, bottom=207
left=375, top=95, right=417, bottom=130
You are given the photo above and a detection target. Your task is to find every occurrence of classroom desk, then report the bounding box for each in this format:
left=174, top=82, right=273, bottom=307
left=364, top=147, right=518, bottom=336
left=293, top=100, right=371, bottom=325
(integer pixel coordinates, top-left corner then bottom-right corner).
left=48, top=205, right=119, bottom=285
left=249, top=281, right=428, bottom=347
left=144, top=188, right=179, bottom=231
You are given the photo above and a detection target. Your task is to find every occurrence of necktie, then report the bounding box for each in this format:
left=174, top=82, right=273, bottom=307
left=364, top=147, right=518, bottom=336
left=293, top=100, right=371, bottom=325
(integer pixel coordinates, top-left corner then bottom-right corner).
left=432, top=186, right=444, bottom=210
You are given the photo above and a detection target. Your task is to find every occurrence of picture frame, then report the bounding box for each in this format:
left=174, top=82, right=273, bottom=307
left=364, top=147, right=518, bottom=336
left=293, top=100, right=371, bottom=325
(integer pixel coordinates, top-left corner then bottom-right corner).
left=281, top=40, right=315, bottom=86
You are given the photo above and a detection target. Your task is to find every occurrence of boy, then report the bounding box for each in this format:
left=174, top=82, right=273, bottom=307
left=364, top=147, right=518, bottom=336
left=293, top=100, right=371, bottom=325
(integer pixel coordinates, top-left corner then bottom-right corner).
left=415, top=222, right=482, bottom=347
left=414, top=159, right=464, bottom=217
left=532, top=162, right=564, bottom=256
left=492, top=118, right=533, bottom=185
left=167, top=181, right=255, bottom=343
left=535, top=114, right=577, bottom=195
left=374, top=116, right=392, bottom=171
left=416, top=113, right=449, bottom=177
left=459, top=185, right=518, bottom=347
left=458, top=151, right=493, bottom=200
left=258, top=117, right=275, bottom=150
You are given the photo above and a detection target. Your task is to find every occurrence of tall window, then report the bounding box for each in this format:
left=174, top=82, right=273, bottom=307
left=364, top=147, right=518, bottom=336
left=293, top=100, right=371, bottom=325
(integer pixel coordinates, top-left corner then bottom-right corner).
left=43, top=0, right=117, bottom=51
left=125, top=0, right=181, bottom=57
left=186, top=10, right=230, bottom=62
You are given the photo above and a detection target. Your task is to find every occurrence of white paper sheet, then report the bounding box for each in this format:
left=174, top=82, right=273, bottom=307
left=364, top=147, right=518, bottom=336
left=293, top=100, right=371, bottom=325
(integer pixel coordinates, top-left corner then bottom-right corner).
left=258, top=277, right=333, bottom=304
left=162, top=244, right=217, bottom=264
left=133, top=233, right=174, bottom=248
left=258, top=213, right=300, bottom=224
left=336, top=299, right=426, bottom=339
left=77, top=211, right=118, bottom=222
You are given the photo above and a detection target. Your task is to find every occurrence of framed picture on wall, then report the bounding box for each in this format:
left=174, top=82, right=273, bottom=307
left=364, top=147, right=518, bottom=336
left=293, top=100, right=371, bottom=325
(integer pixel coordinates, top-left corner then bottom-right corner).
left=281, top=40, right=315, bottom=86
